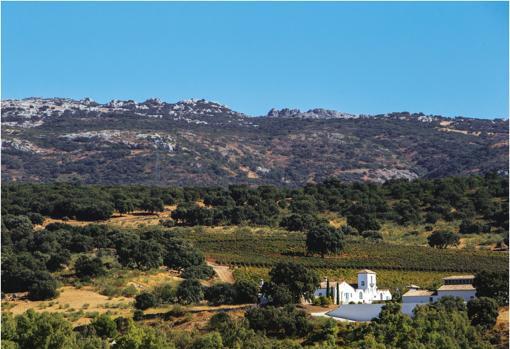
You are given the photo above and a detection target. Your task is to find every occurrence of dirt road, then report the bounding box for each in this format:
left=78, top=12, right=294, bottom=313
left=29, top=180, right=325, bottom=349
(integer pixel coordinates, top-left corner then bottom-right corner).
left=207, top=261, right=235, bottom=284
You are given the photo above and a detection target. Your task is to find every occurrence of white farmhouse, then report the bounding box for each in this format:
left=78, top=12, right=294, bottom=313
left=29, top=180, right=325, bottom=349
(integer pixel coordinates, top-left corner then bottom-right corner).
left=313, top=270, right=392, bottom=304
left=402, top=275, right=476, bottom=304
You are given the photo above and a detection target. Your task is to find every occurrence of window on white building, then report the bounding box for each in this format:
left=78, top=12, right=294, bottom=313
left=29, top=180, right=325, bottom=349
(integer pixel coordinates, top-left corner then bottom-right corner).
left=361, top=281, right=365, bottom=287
left=359, top=292, right=363, bottom=299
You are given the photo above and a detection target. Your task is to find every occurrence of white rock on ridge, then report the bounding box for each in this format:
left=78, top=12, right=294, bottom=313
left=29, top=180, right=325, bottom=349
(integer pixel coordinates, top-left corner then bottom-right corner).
left=1, top=97, right=246, bottom=128
left=267, top=108, right=357, bottom=119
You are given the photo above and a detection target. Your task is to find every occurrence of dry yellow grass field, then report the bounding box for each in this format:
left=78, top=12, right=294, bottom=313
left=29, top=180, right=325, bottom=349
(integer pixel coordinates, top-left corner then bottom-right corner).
left=3, top=286, right=132, bottom=325
left=496, top=306, right=509, bottom=346
left=38, top=205, right=177, bottom=229
left=127, top=271, right=183, bottom=289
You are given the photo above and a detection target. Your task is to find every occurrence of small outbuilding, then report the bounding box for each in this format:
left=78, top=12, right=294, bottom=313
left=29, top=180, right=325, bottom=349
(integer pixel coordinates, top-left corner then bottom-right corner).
left=402, top=274, right=476, bottom=304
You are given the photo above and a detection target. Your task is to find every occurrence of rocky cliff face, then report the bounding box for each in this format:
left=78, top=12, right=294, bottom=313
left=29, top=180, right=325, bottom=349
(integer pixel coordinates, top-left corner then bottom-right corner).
left=1, top=97, right=508, bottom=186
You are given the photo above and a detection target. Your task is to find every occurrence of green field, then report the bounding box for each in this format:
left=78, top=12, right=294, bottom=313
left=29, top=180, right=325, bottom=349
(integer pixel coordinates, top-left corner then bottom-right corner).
left=181, top=226, right=508, bottom=293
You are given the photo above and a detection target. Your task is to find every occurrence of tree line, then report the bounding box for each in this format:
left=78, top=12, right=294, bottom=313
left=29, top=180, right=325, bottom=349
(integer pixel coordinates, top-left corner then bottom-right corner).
left=2, top=174, right=508, bottom=234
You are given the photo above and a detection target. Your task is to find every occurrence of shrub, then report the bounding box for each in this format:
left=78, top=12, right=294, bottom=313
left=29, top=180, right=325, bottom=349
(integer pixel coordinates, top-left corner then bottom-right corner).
left=27, top=212, right=45, bottom=225
left=474, top=271, right=509, bottom=306
left=268, top=262, right=320, bottom=303
left=205, top=284, right=237, bottom=306
left=467, top=297, right=499, bottom=329
left=176, top=279, right=204, bottom=304
left=134, top=292, right=157, bottom=310
left=159, top=219, right=175, bottom=228
left=165, top=305, right=186, bottom=319
left=245, top=305, right=311, bottom=338
left=133, top=309, right=144, bottom=321
left=27, top=273, right=59, bottom=301
left=361, top=230, right=383, bottom=241
left=234, top=279, right=259, bottom=304
left=91, top=314, right=118, bottom=339
left=306, top=224, right=344, bottom=258
left=181, top=265, right=215, bottom=280
left=427, top=231, right=459, bottom=249
left=75, top=256, right=106, bottom=280
left=153, top=283, right=176, bottom=304
left=261, top=282, right=293, bottom=307
left=121, top=285, right=138, bottom=298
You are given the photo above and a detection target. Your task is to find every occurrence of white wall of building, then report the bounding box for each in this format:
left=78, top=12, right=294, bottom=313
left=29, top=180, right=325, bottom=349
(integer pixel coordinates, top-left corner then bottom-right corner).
left=402, top=295, right=435, bottom=304
left=436, top=290, right=476, bottom=301
left=313, top=271, right=392, bottom=305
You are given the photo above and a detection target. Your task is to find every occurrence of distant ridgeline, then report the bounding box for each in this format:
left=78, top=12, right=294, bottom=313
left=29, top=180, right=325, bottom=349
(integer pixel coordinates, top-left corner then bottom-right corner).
left=1, top=97, right=508, bottom=186
left=2, top=175, right=508, bottom=239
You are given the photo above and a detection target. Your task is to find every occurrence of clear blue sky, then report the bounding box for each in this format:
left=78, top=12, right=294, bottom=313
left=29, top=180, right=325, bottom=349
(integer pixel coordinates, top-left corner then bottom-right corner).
left=2, top=1, right=508, bottom=118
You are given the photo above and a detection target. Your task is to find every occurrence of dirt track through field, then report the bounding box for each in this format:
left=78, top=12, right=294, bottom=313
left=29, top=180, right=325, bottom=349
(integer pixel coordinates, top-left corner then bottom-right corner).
left=207, top=261, right=235, bottom=284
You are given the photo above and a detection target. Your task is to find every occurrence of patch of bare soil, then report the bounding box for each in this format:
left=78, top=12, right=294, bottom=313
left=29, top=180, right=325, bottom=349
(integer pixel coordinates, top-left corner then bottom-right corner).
left=207, top=261, right=235, bottom=284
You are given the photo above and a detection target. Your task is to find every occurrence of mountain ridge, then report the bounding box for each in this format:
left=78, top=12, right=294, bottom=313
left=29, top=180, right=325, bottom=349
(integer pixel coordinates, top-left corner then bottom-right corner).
left=2, top=97, right=508, bottom=186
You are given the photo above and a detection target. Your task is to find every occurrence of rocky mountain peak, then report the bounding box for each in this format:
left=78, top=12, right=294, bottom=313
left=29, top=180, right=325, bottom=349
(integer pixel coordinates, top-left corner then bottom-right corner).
left=267, top=107, right=357, bottom=119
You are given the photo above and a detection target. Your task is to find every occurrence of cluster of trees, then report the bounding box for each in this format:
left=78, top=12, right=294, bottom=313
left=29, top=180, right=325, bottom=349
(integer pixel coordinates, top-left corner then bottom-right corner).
left=1, top=183, right=180, bottom=221
left=3, top=175, right=508, bottom=239
left=1, top=216, right=212, bottom=300
left=2, top=310, right=181, bottom=349
left=341, top=297, right=500, bottom=348
left=1, top=307, right=338, bottom=349
left=137, top=262, right=319, bottom=310
left=261, top=262, right=320, bottom=306
left=133, top=278, right=261, bottom=310
left=3, top=289, right=506, bottom=348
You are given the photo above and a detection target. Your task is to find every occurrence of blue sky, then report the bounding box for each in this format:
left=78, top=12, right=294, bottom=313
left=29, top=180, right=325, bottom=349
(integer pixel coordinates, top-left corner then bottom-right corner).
left=2, top=2, right=508, bottom=118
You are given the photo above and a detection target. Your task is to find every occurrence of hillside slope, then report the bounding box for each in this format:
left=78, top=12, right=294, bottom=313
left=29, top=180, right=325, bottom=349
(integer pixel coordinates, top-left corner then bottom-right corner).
left=2, top=97, right=508, bottom=186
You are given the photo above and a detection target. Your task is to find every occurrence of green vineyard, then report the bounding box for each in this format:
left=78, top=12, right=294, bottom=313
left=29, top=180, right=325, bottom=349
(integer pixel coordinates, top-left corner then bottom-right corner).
left=179, top=232, right=508, bottom=273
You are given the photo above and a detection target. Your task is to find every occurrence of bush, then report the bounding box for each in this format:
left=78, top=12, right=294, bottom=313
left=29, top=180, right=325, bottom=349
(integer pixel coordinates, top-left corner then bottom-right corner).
left=121, top=285, right=138, bottom=298
left=176, top=279, right=204, bottom=304
left=91, top=314, right=117, bottom=339
left=165, top=305, right=186, bottom=319
left=134, top=292, right=157, bottom=310
left=268, top=262, right=320, bottom=303
left=205, top=284, right=237, bottom=306
left=27, top=273, right=59, bottom=300
left=459, top=220, right=491, bottom=235
left=361, top=230, right=383, bottom=241
left=46, top=251, right=71, bottom=272
left=234, top=279, right=259, bottom=304
left=424, top=212, right=440, bottom=224
left=474, top=271, right=509, bottom=306
left=181, top=265, right=215, bottom=280
left=133, top=309, right=144, bottom=321
left=75, top=256, right=106, bottom=280
left=340, top=225, right=357, bottom=235
left=427, top=230, right=459, bottom=249
left=306, top=224, right=344, bottom=258
left=318, top=296, right=332, bottom=307
left=245, top=305, right=311, bottom=338
left=27, top=212, right=45, bottom=225
left=261, top=282, right=293, bottom=306
left=467, top=297, right=499, bottom=329
left=159, top=219, right=175, bottom=228
left=191, top=332, right=223, bottom=349
left=153, top=283, right=176, bottom=304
